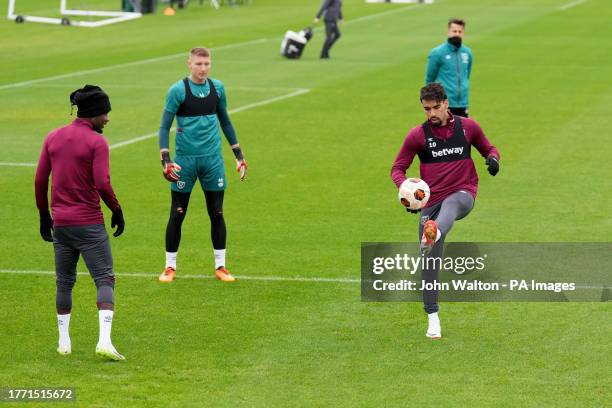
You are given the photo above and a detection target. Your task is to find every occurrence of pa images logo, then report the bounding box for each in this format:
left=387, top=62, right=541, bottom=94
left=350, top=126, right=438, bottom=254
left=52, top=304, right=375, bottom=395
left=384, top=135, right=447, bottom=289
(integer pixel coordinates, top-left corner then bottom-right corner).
left=176, top=180, right=186, bottom=190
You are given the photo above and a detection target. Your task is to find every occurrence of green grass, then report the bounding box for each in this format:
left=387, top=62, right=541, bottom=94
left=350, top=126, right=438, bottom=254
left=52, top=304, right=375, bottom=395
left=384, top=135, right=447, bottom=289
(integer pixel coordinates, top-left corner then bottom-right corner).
left=1, top=0, right=610, bottom=406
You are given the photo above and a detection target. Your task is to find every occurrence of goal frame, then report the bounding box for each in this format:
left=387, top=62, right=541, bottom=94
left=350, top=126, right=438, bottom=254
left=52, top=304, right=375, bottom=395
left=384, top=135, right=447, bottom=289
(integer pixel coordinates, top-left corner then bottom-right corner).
left=7, top=0, right=142, bottom=27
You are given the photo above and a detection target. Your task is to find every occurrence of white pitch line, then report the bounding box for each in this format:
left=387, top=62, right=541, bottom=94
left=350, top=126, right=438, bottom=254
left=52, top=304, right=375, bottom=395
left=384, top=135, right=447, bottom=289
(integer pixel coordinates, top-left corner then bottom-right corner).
left=345, top=4, right=422, bottom=26
left=0, top=38, right=267, bottom=91
left=1, top=269, right=606, bottom=291
left=109, top=130, right=168, bottom=150
left=227, top=88, right=310, bottom=114
left=559, top=0, right=587, bottom=10
left=108, top=88, right=310, bottom=150
left=0, top=269, right=360, bottom=284
left=0, top=162, right=36, bottom=167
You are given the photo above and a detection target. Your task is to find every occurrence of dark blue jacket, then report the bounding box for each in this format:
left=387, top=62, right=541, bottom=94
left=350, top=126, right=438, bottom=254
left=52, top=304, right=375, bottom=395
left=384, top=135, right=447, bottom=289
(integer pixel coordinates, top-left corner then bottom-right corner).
left=316, top=0, right=343, bottom=22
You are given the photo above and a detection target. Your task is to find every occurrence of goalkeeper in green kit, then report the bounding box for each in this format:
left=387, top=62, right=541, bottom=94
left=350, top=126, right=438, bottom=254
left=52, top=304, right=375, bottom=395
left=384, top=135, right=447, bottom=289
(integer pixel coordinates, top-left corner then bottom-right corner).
left=158, top=47, right=247, bottom=283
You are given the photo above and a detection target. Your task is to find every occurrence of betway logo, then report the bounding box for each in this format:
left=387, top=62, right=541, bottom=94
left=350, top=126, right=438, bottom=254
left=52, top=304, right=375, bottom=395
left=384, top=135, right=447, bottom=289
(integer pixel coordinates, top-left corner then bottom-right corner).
left=432, top=146, right=464, bottom=157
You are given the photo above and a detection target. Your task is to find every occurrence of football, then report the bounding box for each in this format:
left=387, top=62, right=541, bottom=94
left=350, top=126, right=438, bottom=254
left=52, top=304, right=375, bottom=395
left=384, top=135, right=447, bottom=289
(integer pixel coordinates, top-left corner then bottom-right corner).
left=398, top=178, right=430, bottom=210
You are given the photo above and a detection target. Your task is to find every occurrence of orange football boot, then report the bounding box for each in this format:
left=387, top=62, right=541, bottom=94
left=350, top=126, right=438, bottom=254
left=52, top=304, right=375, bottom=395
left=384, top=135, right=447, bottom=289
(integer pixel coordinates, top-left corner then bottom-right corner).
left=159, top=267, right=176, bottom=282
left=215, top=267, right=236, bottom=282
left=420, top=220, right=438, bottom=255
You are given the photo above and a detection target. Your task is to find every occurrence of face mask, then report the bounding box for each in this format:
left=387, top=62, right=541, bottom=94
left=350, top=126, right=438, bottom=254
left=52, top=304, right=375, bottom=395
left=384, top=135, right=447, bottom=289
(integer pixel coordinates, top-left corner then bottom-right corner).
left=448, top=36, right=462, bottom=48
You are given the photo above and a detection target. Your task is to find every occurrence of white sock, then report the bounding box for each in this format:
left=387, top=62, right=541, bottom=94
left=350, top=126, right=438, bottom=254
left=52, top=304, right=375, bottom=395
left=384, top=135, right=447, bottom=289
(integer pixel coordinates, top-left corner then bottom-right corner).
left=427, top=312, right=441, bottom=337
left=166, top=252, right=177, bottom=269
left=98, top=310, right=114, bottom=345
left=214, top=249, right=226, bottom=269
left=57, top=314, right=71, bottom=345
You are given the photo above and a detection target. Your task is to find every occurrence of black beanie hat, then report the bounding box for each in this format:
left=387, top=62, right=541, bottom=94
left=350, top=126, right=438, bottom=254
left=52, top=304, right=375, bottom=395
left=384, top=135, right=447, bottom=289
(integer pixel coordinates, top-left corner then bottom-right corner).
left=70, top=85, right=111, bottom=118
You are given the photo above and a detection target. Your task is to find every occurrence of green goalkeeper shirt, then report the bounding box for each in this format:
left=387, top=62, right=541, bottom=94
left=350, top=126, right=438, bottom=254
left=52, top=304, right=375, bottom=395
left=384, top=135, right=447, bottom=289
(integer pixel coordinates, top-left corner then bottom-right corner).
left=163, top=77, right=236, bottom=157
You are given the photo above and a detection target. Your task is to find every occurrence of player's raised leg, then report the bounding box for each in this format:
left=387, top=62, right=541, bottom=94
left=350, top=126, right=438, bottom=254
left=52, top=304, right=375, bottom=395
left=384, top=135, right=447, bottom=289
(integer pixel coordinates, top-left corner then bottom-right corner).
left=433, top=191, right=474, bottom=240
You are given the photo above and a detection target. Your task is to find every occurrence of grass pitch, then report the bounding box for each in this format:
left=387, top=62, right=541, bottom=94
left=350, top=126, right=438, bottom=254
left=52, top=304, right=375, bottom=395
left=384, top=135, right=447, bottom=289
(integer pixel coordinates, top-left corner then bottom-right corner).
left=1, top=0, right=610, bottom=406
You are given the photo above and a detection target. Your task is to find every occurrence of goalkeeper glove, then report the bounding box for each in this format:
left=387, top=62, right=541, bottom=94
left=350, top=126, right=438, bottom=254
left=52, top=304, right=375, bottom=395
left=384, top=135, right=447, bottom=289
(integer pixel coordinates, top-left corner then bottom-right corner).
left=39, top=212, right=54, bottom=242
left=161, top=151, right=181, bottom=182
left=232, top=146, right=247, bottom=181
left=486, top=156, right=499, bottom=176
left=111, top=209, right=125, bottom=237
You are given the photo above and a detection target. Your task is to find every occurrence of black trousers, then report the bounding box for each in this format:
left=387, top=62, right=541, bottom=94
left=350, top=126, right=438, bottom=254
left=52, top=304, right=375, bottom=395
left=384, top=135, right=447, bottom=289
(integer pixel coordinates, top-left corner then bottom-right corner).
left=321, top=20, right=341, bottom=57
left=166, top=190, right=226, bottom=252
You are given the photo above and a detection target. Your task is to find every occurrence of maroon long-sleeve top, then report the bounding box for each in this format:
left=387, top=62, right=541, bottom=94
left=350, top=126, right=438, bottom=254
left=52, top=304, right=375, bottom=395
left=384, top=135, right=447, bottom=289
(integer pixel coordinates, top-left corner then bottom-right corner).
left=391, top=114, right=499, bottom=208
left=35, top=118, right=121, bottom=227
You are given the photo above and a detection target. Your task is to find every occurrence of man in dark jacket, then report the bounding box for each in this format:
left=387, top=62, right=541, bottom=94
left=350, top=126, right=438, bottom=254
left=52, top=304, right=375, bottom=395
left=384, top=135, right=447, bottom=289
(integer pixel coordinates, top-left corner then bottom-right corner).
left=425, top=18, right=473, bottom=117
left=314, top=0, right=343, bottom=59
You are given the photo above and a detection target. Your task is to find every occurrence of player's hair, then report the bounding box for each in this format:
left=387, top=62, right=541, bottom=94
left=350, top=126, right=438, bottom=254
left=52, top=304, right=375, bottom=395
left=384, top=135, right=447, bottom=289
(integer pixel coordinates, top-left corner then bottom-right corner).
left=420, top=83, right=447, bottom=102
left=448, top=18, right=465, bottom=28
left=190, top=47, right=211, bottom=58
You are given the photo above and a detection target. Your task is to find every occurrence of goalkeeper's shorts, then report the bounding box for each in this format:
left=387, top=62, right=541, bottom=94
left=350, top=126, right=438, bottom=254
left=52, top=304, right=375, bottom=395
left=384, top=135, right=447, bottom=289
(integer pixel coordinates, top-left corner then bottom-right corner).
left=171, top=155, right=226, bottom=193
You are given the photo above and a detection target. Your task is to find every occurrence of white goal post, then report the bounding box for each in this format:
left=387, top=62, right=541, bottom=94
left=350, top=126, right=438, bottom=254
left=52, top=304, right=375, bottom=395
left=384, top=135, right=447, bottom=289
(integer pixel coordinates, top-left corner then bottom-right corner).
left=7, top=0, right=142, bottom=27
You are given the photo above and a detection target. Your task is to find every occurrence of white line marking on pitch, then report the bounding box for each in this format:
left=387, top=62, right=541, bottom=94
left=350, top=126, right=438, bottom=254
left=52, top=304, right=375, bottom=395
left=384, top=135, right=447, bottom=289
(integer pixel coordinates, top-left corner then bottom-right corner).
left=1, top=269, right=606, bottom=291
left=108, top=88, right=310, bottom=150
left=0, top=269, right=360, bottom=284
left=0, top=162, right=36, bottom=167
left=345, top=4, right=422, bottom=25
left=227, top=88, right=309, bottom=114
left=0, top=39, right=267, bottom=91
left=559, top=0, right=587, bottom=10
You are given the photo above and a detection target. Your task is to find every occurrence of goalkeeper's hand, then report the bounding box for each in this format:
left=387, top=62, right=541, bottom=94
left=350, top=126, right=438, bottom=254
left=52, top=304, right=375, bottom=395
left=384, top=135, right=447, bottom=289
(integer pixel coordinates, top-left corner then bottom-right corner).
left=236, top=159, right=247, bottom=181
left=486, top=156, right=499, bottom=176
left=232, top=146, right=247, bottom=181
left=161, top=151, right=181, bottom=182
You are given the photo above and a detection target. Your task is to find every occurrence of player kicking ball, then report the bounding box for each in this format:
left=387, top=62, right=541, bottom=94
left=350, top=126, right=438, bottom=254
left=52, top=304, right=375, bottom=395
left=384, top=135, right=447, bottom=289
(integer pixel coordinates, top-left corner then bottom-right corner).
left=157, top=47, right=247, bottom=283
left=391, top=83, right=500, bottom=339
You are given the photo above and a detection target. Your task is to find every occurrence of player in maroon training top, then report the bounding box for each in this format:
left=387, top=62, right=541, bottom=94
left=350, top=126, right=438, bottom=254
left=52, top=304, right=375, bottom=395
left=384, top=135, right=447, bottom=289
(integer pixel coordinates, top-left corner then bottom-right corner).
left=391, top=83, right=500, bottom=339
left=35, top=85, right=126, bottom=360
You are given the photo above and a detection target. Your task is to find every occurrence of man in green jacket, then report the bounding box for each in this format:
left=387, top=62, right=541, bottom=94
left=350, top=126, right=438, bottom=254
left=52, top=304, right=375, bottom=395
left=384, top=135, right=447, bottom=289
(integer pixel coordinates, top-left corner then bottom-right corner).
left=425, top=18, right=473, bottom=117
